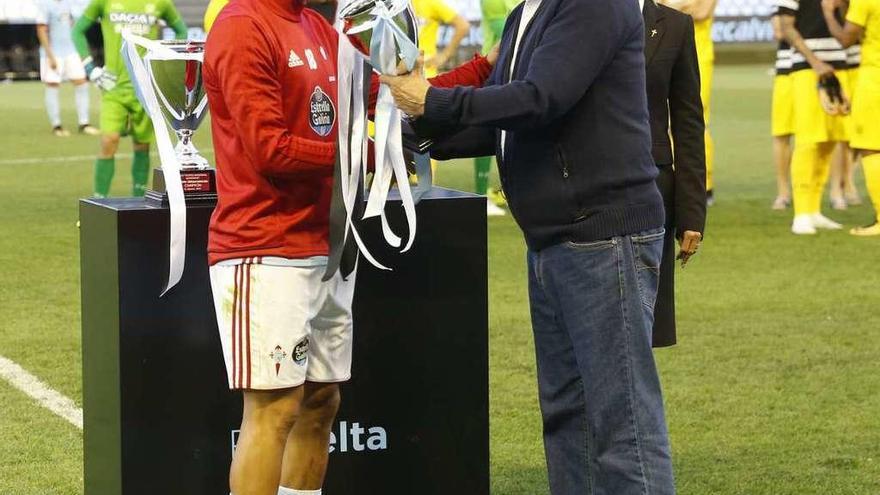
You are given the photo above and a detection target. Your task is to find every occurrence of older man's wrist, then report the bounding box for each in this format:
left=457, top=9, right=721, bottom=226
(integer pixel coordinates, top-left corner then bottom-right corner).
left=424, top=86, right=456, bottom=124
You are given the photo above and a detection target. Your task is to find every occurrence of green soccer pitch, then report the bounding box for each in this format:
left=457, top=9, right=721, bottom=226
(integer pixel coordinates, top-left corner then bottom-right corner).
left=1, top=65, right=879, bottom=495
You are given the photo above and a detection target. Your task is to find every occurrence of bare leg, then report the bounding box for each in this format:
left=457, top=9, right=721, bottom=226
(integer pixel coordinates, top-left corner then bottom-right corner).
left=773, top=134, right=793, bottom=208
left=100, top=132, right=121, bottom=159
left=231, top=387, right=304, bottom=495
left=280, top=382, right=342, bottom=491
left=845, top=149, right=863, bottom=205
left=828, top=142, right=848, bottom=209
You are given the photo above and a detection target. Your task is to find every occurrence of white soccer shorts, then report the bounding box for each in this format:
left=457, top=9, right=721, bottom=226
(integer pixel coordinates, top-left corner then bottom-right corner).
left=40, top=53, right=87, bottom=84
left=209, top=260, right=355, bottom=390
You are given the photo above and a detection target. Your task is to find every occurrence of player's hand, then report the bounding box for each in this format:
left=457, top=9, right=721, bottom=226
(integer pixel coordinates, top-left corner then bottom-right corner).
left=425, top=53, right=448, bottom=71
left=812, top=60, right=835, bottom=77
left=89, top=66, right=117, bottom=92
left=818, top=73, right=851, bottom=115
left=677, top=230, right=702, bottom=268
left=487, top=43, right=501, bottom=67
left=48, top=55, right=58, bottom=71
left=819, top=88, right=851, bottom=115
left=380, top=57, right=430, bottom=117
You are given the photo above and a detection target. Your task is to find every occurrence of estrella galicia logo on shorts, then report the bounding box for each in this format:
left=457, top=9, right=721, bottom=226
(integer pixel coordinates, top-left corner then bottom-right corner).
left=309, top=86, right=335, bottom=137
left=293, top=337, right=310, bottom=366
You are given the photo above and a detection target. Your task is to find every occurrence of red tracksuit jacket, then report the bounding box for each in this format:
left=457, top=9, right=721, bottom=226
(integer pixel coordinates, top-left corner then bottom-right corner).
left=204, top=0, right=492, bottom=265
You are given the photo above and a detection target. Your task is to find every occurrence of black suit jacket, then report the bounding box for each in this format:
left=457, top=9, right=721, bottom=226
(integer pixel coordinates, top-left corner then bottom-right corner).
left=644, top=0, right=706, bottom=237
left=643, top=0, right=707, bottom=347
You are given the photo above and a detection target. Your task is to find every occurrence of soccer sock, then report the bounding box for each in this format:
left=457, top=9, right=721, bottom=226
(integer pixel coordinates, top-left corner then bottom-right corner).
left=704, top=128, right=714, bottom=191
left=75, top=84, right=90, bottom=126
left=45, top=86, right=61, bottom=128
left=791, top=142, right=833, bottom=216
left=474, top=156, right=491, bottom=195
left=94, top=157, right=115, bottom=198
left=809, top=143, right=835, bottom=214
left=278, top=487, right=321, bottom=495
left=132, top=149, right=150, bottom=197
left=862, top=153, right=880, bottom=223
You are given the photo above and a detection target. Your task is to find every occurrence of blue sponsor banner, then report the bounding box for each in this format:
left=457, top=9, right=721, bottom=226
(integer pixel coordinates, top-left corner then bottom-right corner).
left=713, top=0, right=777, bottom=43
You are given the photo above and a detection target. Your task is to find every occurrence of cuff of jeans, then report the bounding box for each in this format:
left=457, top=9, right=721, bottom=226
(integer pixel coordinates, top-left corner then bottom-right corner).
left=424, top=87, right=456, bottom=124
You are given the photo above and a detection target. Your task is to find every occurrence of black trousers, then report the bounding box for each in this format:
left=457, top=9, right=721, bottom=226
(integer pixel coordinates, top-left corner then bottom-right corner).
left=653, top=165, right=677, bottom=348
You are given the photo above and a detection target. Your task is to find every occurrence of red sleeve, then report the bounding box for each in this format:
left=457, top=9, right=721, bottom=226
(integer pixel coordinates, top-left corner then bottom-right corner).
left=367, top=55, right=493, bottom=116
left=429, top=55, right=493, bottom=88
left=207, top=16, right=335, bottom=178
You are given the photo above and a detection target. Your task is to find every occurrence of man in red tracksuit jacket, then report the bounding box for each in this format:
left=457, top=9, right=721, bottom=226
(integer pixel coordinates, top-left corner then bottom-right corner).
left=204, top=1, right=494, bottom=494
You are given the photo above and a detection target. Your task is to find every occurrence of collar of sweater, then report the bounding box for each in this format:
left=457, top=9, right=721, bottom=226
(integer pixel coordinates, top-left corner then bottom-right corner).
left=262, top=0, right=304, bottom=22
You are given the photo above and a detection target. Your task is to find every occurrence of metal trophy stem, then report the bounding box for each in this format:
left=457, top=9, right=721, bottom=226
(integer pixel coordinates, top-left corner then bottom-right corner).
left=175, top=128, right=209, bottom=170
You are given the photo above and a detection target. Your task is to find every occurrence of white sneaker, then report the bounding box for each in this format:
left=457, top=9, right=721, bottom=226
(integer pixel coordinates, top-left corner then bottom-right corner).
left=792, top=214, right=817, bottom=235
left=486, top=201, right=506, bottom=217
left=811, top=213, right=843, bottom=230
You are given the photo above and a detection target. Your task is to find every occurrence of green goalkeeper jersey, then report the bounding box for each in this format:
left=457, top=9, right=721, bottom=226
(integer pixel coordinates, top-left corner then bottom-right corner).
left=80, top=0, right=184, bottom=90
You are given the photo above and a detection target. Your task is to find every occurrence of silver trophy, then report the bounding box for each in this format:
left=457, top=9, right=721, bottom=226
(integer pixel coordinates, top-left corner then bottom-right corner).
left=339, top=0, right=419, bottom=72
left=148, top=40, right=210, bottom=170
left=129, top=39, right=216, bottom=203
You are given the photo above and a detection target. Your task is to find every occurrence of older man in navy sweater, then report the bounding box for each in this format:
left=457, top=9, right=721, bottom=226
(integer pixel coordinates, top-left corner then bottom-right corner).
left=382, top=0, right=675, bottom=493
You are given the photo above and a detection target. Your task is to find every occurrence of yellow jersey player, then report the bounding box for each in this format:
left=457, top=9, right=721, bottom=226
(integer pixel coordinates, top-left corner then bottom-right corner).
left=662, top=0, right=717, bottom=203
left=771, top=13, right=795, bottom=209
left=779, top=0, right=851, bottom=234
left=824, top=0, right=880, bottom=234
left=203, top=0, right=227, bottom=32
left=411, top=0, right=470, bottom=77
left=827, top=0, right=863, bottom=209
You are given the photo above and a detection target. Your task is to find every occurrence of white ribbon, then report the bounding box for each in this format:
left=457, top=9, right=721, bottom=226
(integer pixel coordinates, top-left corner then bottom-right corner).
left=122, top=32, right=202, bottom=295
left=336, top=35, right=391, bottom=271
left=336, top=0, right=421, bottom=270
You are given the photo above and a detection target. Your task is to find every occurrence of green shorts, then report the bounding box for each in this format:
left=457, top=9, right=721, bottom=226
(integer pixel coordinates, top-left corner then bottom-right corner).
left=100, top=88, right=154, bottom=144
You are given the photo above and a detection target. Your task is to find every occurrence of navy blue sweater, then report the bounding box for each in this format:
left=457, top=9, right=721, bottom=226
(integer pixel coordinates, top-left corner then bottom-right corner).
left=425, top=0, right=664, bottom=251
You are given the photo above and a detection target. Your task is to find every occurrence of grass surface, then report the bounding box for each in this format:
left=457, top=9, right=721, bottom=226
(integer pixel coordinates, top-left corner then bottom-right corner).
left=1, top=65, right=880, bottom=494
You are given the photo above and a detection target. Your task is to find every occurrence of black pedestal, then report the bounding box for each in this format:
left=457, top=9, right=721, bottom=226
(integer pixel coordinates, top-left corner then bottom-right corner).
left=79, top=188, right=489, bottom=495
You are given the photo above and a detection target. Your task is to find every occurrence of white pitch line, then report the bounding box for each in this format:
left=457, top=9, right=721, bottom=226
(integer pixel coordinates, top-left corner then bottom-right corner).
left=0, top=148, right=215, bottom=166
left=0, top=355, right=83, bottom=430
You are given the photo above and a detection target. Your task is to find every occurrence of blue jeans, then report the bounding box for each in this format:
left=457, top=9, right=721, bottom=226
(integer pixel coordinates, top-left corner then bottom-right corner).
left=527, top=229, right=675, bottom=495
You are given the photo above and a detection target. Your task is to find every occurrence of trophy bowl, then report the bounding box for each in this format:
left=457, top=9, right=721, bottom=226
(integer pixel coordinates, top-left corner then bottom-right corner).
left=147, top=40, right=209, bottom=170
left=339, top=0, right=419, bottom=72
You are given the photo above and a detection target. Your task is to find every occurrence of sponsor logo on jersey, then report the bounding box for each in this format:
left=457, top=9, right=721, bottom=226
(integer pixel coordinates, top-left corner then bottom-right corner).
left=305, top=49, right=318, bottom=70
left=269, top=345, right=287, bottom=375
left=288, top=49, right=304, bottom=68
left=292, top=336, right=310, bottom=366
left=108, top=12, right=158, bottom=25
left=108, top=12, right=159, bottom=35
left=309, top=86, right=336, bottom=137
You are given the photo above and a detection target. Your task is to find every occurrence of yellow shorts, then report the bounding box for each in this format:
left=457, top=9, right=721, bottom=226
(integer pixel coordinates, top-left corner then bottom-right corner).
left=772, top=74, right=794, bottom=137
left=850, top=67, right=880, bottom=152
left=846, top=67, right=860, bottom=94
left=790, top=69, right=850, bottom=144
left=844, top=67, right=860, bottom=137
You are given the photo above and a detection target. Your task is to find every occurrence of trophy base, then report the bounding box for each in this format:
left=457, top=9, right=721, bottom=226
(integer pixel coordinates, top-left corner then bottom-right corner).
left=145, top=167, right=218, bottom=207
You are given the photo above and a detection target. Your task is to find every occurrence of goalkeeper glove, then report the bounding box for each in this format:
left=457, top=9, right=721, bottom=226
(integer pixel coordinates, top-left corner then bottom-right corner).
left=818, top=73, right=850, bottom=116
left=83, top=56, right=117, bottom=92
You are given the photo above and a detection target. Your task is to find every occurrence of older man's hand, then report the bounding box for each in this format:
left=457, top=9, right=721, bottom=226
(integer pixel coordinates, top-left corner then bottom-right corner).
left=676, top=230, right=702, bottom=268
left=380, top=58, right=431, bottom=117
